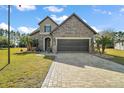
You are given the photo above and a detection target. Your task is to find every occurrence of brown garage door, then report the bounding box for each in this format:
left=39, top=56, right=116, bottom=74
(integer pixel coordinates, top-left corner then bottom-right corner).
left=57, top=39, right=89, bottom=52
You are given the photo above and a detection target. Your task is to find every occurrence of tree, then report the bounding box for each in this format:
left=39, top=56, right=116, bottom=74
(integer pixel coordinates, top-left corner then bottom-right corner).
left=19, top=35, right=33, bottom=51
left=114, top=31, right=124, bottom=43
left=95, top=29, right=112, bottom=54
left=25, top=36, right=33, bottom=51
left=0, top=29, right=25, bottom=48
left=99, top=29, right=116, bottom=48
left=0, top=36, right=8, bottom=48
left=100, top=35, right=111, bottom=53
left=0, top=29, right=4, bottom=36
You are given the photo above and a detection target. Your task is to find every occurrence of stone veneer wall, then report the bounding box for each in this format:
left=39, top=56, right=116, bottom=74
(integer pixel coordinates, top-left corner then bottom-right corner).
left=31, top=17, right=58, bottom=51
left=39, top=18, right=58, bottom=33
left=52, top=16, right=95, bottom=53
left=30, top=33, right=43, bottom=50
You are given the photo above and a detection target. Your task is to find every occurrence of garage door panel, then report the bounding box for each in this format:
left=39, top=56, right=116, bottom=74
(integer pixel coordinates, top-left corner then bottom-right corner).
left=57, top=39, right=89, bottom=51
left=58, top=46, right=88, bottom=51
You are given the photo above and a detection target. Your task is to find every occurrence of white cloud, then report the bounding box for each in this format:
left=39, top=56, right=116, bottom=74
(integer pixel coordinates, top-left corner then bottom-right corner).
left=108, top=11, right=112, bottom=15
left=50, top=15, right=68, bottom=24
left=120, top=8, right=124, bottom=12
left=44, top=6, right=64, bottom=13
left=15, top=5, right=36, bottom=11
left=91, top=26, right=101, bottom=32
left=0, top=22, right=14, bottom=31
left=17, top=26, right=36, bottom=34
left=93, top=9, right=112, bottom=15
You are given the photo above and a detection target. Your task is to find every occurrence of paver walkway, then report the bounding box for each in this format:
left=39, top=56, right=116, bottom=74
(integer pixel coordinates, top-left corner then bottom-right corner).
left=42, top=53, right=124, bottom=88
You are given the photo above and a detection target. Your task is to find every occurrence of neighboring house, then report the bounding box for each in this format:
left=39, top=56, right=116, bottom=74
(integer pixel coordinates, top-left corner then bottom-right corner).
left=114, top=40, right=124, bottom=50
left=30, top=13, right=97, bottom=53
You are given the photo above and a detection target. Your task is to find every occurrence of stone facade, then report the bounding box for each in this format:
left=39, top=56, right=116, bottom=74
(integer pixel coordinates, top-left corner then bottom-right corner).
left=52, top=15, right=96, bottom=53
left=30, top=14, right=97, bottom=53
left=39, top=17, right=58, bottom=33
left=30, top=17, right=58, bottom=51
left=31, top=32, right=43, bottom=50
left=52, top=16, right=94, bottom=37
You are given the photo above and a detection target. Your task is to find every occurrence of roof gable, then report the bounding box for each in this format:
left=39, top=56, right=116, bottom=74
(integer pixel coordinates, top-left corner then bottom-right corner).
left=30, top=16, right=58, bottom=36
left=51, top=13, right=97, bottom=34
left=38, top=16, right=58, bottom=26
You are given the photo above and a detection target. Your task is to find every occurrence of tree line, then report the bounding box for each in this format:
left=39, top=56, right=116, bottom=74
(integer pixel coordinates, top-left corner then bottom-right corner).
left=0, top=28, right=37, bottom=49
left=0, top=28, right=20, bottom=47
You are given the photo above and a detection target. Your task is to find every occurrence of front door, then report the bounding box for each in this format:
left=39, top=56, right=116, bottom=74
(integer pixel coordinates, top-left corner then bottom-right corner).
left=45, top=38, right=51, bottom=51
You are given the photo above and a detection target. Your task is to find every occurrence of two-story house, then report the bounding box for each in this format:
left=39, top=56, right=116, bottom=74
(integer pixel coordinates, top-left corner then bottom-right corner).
left=30, top=13, right=97, bottom=53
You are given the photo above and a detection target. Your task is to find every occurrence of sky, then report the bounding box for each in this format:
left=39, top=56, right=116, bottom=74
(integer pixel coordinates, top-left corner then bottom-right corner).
left=0, top=5, right=124, bottom=34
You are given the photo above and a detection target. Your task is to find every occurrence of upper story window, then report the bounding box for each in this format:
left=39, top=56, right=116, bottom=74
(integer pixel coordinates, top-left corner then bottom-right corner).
left=44, top=24, right=51, bottom=32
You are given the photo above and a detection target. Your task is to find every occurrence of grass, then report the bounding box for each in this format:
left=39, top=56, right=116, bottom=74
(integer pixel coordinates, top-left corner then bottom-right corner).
left=0, top=48, right=53, bottom=88
left=105, top=48, right=124, bottom=65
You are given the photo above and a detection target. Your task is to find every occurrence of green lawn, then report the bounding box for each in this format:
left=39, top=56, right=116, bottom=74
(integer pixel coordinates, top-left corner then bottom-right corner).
left=105, top=48, right=124, bottom=65
left=0, top=48, right=53, bottom=88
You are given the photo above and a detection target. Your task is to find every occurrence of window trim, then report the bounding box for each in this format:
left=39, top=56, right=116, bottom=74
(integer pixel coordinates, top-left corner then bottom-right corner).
left=44, top=24, right=51, bottom=32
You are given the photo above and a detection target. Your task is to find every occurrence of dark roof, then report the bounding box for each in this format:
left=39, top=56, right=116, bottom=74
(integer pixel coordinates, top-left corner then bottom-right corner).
left=38, top=16, right=58, bottom=26
left=51, top=13, right=97, bottom=34
left=30, top=28, right=40, bottom=36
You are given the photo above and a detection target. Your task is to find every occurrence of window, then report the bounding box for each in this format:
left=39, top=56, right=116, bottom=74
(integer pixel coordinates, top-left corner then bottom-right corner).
left=44, top=24, right=51, bottom=32
left=32, top=39, right=38, bottom=47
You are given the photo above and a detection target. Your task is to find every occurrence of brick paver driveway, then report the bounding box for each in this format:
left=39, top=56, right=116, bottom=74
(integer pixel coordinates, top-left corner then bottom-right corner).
left=42, top=53, right=124, bottom=88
